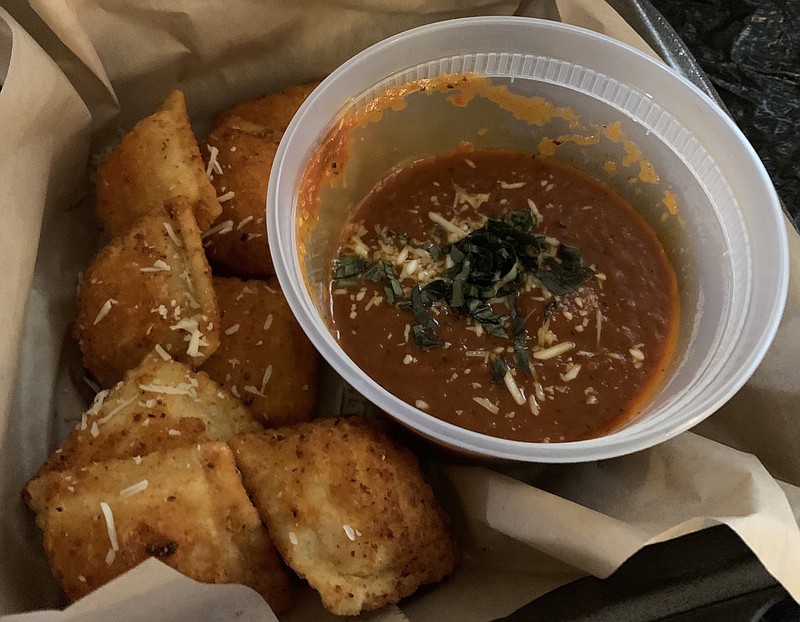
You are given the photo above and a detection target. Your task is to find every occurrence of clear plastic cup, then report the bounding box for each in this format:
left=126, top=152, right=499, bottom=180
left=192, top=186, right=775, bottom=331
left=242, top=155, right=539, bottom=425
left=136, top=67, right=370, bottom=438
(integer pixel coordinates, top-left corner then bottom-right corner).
left=268, top=17, right=789, bottom=462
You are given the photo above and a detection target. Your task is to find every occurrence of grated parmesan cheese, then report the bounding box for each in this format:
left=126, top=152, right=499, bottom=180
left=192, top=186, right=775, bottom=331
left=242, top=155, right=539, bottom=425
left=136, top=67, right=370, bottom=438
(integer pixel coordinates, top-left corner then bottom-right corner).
left=87, top=389, right=110, bottom=417
left=154, top=343, right=171, bottom=361
left=473, top=397, right=499, bottom=414
left=503, top=370, right=527, bottom=406
left=96, top=396, right=137, bottom=425
left=560, top=363, right=582, bottom=382
left=533, top=341, right=575, bottom=360
left=120, top=480, right=148, bottom=498
left=206, top=144, right=222, bottom=176
left=428, top=211, right=469, bottom=241
left=629, top=348, right=645, bottom=362
left=93, top=299, right=118, bottom=325
left=99, top=502, right=119, bottom=554
left=163, top=222, right=182, bottom=247
left=139, top=382, right=197, bottom=397
left=202, top=220, right=234, bottom=239
left=244, top=385, right=266, bottom=397
left=139, top=259, right=171, bottom=272
left=260, top=366, right=273, bottom=394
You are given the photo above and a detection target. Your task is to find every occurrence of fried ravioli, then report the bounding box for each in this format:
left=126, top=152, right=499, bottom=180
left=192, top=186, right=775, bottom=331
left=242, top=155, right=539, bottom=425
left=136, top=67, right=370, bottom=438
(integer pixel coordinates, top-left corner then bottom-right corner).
left=201, top=128, right=278, bottom=278
left=202, top=277, right=318, bottom=427
left=74, top=197, right=219, bottom=387
left=24, top=352, right=262, bottom=518
left=201, top=82, right=318, bottom=277
left=229, top=417, right=459, bottom=615
left=32, top=443, right=293, bottom=613
left=211, top=82, right=319, bottom=143
left=96, top=90, right=222, bottom=237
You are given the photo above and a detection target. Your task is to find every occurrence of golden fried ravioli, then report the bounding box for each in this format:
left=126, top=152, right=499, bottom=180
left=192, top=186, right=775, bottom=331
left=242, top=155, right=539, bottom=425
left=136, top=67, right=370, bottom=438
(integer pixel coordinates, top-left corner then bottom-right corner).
left=211, top=82, right=319, bottom=143
left=201, top=128, right=278, bottom=278
left=229, top=417, right=459, bottom=615
left=24, top=352, right=262, bottom=517
left=202, top=277, right=318, bottom=427
left=32, top=443, right=293, bottom=613
left=74, top=197, right=219, bottom=387
left=96, top=90, right=222, bottom=237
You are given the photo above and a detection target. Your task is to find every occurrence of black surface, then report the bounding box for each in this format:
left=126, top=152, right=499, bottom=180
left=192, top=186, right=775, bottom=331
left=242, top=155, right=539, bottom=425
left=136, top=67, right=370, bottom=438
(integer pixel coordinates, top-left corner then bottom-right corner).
left=493, top=526, right=800, bottom=621
left=648, top=0, right=800, bottom=231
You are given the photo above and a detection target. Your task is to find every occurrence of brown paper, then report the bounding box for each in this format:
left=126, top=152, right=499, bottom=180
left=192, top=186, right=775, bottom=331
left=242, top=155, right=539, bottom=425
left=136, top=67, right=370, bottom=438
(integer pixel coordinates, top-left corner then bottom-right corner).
left=0, top=7, right=92, bottom=613
left=2, top=0, right=800, bottom=620
left=695, top=218, right=800, bottom=484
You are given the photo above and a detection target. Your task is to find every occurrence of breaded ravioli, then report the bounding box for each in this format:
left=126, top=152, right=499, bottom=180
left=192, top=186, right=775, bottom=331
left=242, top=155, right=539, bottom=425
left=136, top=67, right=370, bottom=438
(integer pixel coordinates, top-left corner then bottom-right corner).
left=201, top=128, right=278, bottom=278
left=211, top=82, right=319, bottom=143
left=24, top=352, right=262, bottom=517
left=96, top=90, right=222, bottom=236
left=229, top=417, right=459, bottom=615
left=202, top=277, right=318, bottom=427
left=74, top=197, right=219, bottom=387
left=32, top=443, right=293, bottom=613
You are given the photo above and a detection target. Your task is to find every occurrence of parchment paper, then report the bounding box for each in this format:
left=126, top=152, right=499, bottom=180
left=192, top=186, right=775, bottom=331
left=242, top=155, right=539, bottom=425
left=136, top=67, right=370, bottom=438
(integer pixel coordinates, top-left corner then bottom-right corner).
left=2, top=0, right=799, bottom=620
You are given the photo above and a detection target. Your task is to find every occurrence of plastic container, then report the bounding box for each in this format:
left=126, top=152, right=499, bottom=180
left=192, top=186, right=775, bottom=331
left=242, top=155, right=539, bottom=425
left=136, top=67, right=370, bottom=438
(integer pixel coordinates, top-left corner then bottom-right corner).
left=268, top=17, right=789, bottom=462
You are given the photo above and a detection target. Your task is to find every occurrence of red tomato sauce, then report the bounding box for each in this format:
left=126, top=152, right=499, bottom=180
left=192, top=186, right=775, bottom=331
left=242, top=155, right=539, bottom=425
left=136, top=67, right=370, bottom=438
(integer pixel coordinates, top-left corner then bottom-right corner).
left=330, top=149, right=679, bottom=442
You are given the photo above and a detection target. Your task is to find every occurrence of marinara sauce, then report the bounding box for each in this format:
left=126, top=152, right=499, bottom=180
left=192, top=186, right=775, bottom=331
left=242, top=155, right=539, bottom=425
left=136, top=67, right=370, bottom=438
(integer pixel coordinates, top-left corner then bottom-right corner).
left=330, top=149, right=679, bottom=442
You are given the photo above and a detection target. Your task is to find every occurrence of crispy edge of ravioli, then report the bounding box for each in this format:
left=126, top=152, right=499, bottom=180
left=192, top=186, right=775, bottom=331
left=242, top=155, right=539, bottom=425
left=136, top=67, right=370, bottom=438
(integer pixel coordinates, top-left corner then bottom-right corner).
left=34, top=442, right=293, bottom=613
left=229, top=417, right=459, bottom=616
left=202, top=277, right=318, bottom=427
left=202, top=127, right=278, bottom=278
left=24, top=352, right=262, bottom=518
left=73, top=197, right=220, bottom=387
left=211, top=82, right=320, bottom=142
left=96, top=90, right=222, bottom=236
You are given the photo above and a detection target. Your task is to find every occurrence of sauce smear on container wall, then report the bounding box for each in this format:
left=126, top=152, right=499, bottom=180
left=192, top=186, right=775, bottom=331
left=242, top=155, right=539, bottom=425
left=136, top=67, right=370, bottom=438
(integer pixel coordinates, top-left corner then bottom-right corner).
left=330, top=149, right=679, bottom=442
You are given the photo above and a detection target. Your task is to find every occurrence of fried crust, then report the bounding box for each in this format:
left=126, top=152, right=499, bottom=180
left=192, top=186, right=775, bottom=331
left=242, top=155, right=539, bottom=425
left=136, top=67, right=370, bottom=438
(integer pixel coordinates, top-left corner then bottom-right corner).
left=211, top=82, right=319, bottom=142
left=229, top=417, right=459, bottom=615
left=201, top=277, right=318, bottom=427
left=201, top=129, right=278, bottom=278
left=74, top=197, right=220, bottom=387
left=34, top=443, right=293, bottom=613
left=24, top=352, right=262, bottom=518
left=96, top=90, right=222, bottom=236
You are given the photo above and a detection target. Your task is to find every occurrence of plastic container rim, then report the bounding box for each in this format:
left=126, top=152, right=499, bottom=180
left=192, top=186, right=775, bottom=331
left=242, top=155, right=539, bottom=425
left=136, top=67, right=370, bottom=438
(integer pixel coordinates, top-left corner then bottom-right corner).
left=268, top=16, right=790, bottom=462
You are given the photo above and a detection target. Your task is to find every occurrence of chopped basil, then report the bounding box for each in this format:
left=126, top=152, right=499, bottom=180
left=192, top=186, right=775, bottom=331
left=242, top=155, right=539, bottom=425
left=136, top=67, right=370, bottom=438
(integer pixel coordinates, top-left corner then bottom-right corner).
left=333, top=255, right=368, bottom=280
left=509, top=292, right=532, bottom=376
left=411, top=323, right=441, bottom=348
left=491, top=355, right=509, bottom=384
left=383, top=261, right=404, bottom=298
left=332, top=206, right=594, bottom=380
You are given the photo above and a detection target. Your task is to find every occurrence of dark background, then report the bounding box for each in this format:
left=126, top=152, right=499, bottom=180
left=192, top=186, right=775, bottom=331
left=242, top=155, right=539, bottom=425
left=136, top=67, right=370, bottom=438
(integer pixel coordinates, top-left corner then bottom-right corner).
left=650, top=0, right=800, bottom=231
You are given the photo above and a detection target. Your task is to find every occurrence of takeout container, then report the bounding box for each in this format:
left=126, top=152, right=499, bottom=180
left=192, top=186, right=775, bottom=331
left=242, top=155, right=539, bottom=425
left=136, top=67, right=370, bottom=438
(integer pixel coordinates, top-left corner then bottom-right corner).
left=269, top=16, right=789, bottom=462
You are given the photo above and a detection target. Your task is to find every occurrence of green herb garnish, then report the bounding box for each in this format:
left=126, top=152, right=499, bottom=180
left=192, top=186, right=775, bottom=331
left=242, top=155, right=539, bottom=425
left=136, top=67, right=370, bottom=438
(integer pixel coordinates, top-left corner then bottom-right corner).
left=491, top=355, right=509, bottom=384
left=333, top=207, right=594, bottom=365
left=509, top=292, right=532, bottom=376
